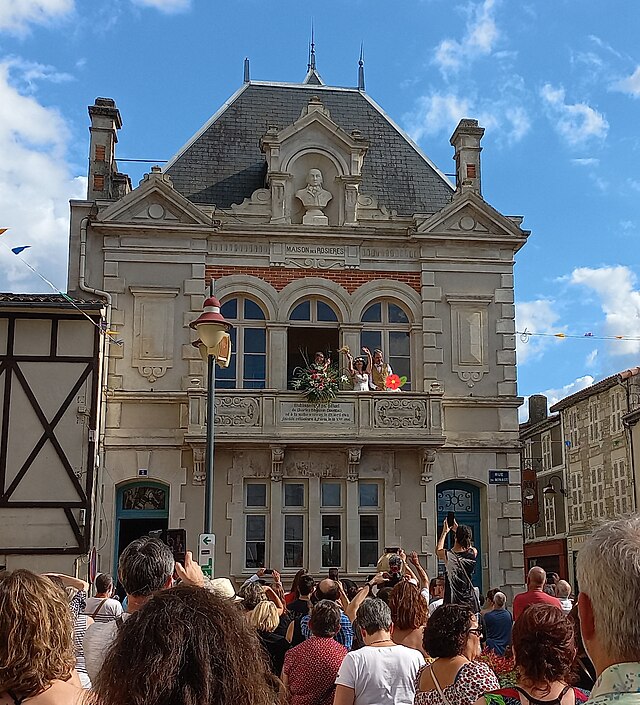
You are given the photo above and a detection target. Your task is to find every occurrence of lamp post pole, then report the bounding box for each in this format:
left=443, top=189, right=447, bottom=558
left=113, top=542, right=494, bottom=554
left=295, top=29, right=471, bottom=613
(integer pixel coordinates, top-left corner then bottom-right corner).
left=204, top=341, right=216, bottom=534
left=189, top=281, right=231, bottom=536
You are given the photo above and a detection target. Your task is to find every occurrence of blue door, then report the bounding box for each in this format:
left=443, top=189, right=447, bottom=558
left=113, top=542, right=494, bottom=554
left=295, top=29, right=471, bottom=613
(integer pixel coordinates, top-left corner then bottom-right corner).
left=114, top=482, right=169, bottom=585
left=436, top=481, right=482, bottom=592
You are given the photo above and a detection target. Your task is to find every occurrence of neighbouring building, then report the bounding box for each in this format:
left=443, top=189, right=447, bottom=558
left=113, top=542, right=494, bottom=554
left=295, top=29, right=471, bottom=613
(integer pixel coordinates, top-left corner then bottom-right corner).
left=61, top=59, right=530, bottom=595
left=0, top=294, right=105, bottom=573
left=519, top=395, right=568, bottom=579
left=550, top=367, right=639, bottom=586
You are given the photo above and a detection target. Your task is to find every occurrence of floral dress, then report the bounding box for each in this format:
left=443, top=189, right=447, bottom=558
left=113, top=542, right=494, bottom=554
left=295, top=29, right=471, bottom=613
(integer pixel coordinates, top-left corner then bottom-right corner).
left=414, top=660, right=500, bottom=705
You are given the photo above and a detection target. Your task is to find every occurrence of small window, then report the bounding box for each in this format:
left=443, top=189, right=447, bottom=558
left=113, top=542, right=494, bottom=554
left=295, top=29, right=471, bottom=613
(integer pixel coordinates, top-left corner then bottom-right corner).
left=244, top=299, right=265, bottom=320
left=246, top=483, right=267, bottom=507
left=221, top=298, right=237, bottom=319
left=359, top=482, right=379, bottom=507
left=284, top=483, right=305, bottom=507
left=362, top=302, right=382, bottom=323
left=360, top=515, right=379, bottom=567
left=322, top=515, right=341, bottom=567
left=284, top=515, right=304, bottom=567
left=246, top=515, right=266, bottom=569
left=290, top=300, right=311, bottom=321
left=317, top=300, right=338, bottom=322
left=388, top=303, right=409, bottom=324
left=321, top=482, right=342, bottom=507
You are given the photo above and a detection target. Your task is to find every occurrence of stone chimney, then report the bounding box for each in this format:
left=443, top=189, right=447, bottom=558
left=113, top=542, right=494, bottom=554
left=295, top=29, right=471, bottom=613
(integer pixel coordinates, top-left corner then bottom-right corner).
left=527, top=394, right=548, bottom=425
left=87, top=97, right=123, bottom=201
left=450, top=119, right=485, bottom=196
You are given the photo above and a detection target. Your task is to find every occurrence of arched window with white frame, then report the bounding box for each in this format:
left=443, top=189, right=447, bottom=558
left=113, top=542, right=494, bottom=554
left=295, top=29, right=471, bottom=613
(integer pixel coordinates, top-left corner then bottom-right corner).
left=360, top=301, right=412, bottom=390
left=216, top=296, right=267, bottom=389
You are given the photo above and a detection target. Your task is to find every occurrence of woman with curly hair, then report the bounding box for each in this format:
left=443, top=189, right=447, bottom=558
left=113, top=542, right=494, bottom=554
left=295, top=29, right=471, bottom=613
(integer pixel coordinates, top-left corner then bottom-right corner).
left=0, top=569, right=82, bottom=705
left=415, top=604, right=499, bottom=705
left=390, top=580, right=429, bottom=655
left=92, top=584, right=277, bottom=705
left=474, top=604, right=589, bottom=705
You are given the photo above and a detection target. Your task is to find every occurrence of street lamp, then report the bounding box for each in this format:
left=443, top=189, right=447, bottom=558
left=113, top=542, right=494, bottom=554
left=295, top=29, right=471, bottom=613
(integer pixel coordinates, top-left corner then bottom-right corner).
left=189, top=288, right=232, bottom=534
left=542, top=476, right=567, bottom=496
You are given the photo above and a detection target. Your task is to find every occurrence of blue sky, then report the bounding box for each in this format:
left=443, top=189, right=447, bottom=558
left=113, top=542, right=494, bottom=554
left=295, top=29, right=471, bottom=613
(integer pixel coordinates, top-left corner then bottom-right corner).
left=0, top=0, right=639, bottom=410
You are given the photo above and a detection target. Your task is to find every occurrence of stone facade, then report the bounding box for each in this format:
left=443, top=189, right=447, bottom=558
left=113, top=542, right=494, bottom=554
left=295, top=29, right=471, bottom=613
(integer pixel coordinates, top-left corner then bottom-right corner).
left=67, top=72, right=529, bottom=596
left=549, top=368, right=639, bottom=585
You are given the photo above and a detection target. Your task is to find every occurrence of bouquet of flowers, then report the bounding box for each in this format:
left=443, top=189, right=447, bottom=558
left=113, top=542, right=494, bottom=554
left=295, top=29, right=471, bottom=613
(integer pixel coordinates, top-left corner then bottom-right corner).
left=291, top=363, right=341, bottom=403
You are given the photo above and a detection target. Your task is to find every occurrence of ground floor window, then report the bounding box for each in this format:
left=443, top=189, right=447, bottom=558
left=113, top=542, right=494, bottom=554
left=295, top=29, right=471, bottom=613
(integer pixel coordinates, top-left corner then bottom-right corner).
left=242, top=479, right=383, bottom=571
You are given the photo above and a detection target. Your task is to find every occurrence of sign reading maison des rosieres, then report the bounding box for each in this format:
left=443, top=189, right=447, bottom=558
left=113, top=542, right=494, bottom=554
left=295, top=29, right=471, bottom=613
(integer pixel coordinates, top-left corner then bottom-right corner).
left=280, top=401, right=355, bottom=424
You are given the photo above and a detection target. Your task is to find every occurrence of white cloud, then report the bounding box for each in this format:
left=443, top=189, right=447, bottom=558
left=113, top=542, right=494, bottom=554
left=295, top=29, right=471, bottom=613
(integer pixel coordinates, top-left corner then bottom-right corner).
left=0, top=0, right=73, bottom=33
left=0, top=60, right=85, bottom=293
left=540, top=83, right=609, bottom=145
left=515, top=299, right=563, bottom=365
left=433, top=0, right=500, bottom=75
left=615, top=66, right=640, bottom=97
left=4, top=57, right=74, bottom=91
left=519, top=375, right=595, bottom=423
left=131, top=0, right=190, bottom=12
left=585, top=349, right=598, bottom=369
left=571, top=157, right=599, bottom=167
left=570, top=266, right=640, bottom=356
left=406, top=93, right=471, bottom=142
left=406, top=91, right=530, bottom=145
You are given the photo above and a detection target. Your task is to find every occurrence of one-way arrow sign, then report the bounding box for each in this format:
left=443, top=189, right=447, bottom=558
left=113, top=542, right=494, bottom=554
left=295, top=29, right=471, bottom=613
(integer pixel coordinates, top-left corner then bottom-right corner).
left=199, top=533, right=215, bottom=577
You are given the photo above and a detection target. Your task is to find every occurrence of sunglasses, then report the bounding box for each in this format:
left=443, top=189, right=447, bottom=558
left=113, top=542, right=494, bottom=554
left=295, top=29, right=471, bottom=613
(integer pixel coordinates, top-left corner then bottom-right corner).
left=467, top=628, right=483, bottom=636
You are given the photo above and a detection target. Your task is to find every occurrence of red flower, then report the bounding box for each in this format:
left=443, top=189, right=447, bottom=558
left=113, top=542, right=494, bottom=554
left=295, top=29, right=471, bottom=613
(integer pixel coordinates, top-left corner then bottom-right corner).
left=385, top=374, right=401, bottom=390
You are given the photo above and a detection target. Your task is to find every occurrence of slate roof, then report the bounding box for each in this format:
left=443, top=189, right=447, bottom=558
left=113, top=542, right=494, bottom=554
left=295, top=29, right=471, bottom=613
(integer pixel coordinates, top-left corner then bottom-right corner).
left=165, top=82, right=453, bottom=216
left=0, top=293, right=103, bottom=308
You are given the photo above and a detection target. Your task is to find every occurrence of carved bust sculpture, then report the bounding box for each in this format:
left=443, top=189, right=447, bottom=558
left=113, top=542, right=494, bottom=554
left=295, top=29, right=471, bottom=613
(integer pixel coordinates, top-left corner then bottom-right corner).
left=295, top=168, right=333, bottom=225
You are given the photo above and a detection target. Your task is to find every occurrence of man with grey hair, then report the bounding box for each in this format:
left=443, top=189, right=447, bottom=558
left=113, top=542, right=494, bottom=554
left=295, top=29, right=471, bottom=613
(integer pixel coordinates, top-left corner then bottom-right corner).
left=577, top=517, right=640, bottom=705
left=483, top=591, right=513, bottom=655
left=84, top=536, right=205, bottom=681
left=334, top=599, right=425, bottom=705
left=555, top=579, right=573, bottom=613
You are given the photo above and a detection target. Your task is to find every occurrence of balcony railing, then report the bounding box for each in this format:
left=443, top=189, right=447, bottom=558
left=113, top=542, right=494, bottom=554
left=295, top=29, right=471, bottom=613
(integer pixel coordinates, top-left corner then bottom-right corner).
left=185, top=387, right=445, bottom=445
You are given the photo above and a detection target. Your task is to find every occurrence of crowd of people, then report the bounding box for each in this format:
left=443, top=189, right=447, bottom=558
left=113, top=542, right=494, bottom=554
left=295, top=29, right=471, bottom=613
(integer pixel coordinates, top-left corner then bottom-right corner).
left=1, top=516, right=640, bottom=705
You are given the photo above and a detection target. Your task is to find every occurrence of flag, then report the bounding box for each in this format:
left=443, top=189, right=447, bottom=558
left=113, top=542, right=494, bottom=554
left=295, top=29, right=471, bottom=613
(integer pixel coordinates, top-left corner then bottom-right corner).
left=11, top=246, right=31, bottom=255
left=0, top=228, right=7, bottom=236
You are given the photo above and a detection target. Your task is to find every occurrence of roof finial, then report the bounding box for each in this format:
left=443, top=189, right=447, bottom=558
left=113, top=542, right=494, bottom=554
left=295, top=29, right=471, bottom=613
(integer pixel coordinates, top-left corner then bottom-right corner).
left=358, top=43, right=365, bottom=91
left=243, top=57, right=250, bottom=84
left=309, top=20, right=316, bottom=70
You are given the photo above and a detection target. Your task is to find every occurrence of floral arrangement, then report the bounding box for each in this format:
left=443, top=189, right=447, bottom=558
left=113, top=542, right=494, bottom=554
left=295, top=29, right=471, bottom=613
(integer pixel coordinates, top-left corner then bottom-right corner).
left=477, top=649, right=517, bottom=687
left=291, top=363, right=341, bottom=403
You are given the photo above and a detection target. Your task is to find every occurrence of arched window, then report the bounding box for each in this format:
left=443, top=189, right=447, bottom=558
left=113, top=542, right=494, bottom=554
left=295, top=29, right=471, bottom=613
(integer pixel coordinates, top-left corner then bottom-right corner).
left=287, top=298, right=340, bottom=386
left=216, top=296, right=267, bottom=389
left=360, top=301, right=411, bottom=389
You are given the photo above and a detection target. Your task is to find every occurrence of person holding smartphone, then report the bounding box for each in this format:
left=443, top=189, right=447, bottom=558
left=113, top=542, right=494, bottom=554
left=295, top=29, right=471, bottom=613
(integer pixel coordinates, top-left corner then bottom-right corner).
left=436, top=514, right=479, bottom=611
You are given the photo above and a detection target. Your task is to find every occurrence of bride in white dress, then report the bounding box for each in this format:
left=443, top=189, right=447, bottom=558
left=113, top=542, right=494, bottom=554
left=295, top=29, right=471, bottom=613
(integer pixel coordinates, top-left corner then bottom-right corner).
left=346, top=352, right=370, bottom=391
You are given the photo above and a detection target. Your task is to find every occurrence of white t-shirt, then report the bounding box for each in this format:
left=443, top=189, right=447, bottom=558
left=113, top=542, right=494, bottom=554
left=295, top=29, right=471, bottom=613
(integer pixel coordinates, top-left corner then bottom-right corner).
left=84, top=596, right=123, bottom=623
left=84, top=613, right=130, bottom=681
left=336, top=644, right=425, bottom=705
left=428, top=598, right=443, bottom=615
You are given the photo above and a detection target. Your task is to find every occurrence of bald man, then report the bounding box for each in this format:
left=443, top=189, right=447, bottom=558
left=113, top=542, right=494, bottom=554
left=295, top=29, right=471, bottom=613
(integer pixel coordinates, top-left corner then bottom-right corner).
left=512, top=566, right=563, bottom=620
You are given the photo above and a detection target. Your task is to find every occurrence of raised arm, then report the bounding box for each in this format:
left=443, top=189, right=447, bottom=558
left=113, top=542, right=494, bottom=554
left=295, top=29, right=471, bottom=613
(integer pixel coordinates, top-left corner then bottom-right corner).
left=346, top=352, right=355, bottom=376
left=264, top=584, right=284, bottom=615
left=344, top=573, right=385, bottom=623
left=44, top=572, right=89, bottom=593
left=408, top=551, right=429, bottom=589
left=436, top=519, right=451, bottom=561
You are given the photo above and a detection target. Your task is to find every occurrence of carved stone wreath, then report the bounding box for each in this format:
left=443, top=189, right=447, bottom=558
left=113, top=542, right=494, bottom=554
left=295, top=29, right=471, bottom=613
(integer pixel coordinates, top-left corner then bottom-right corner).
left=213, top=396, right=260, bottom=427
left=374, top=398, right=428, bottom=429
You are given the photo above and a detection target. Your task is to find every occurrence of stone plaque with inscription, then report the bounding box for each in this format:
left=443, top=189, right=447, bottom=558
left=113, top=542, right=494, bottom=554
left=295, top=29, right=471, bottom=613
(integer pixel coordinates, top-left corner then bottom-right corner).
left=280, top=401, right=355, bottom=424
left=270, top=242, right=360, bottom=269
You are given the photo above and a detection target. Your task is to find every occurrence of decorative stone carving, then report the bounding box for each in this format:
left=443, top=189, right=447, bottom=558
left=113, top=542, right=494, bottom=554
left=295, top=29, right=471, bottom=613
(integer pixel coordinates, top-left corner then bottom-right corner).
left=446, top=294, right=493, bottom=388
left=214, top=396, right=260, bottom=426
left=290, top=460, right=339, bottom=478
left=270, top=445, right=285, bottom=482
left=230, top=188, right=271, bottom=218
left=347, top=446, right=362, bottom=482
left=374, top=398, right=429, bottom=429
left=420, top=449, right=436, bottom=485
left=295, top=169, right=333, bottom=225
left=192, top=447, right=205, bottom=485
left=356, top=193, right=398, bottom=221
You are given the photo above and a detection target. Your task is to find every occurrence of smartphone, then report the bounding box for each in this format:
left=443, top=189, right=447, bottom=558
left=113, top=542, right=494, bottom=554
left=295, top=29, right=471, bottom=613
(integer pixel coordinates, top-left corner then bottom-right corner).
left=328, top=568, right=339, bottom=581
left=447, top=511, right=456, bottom=528
left=263, top=568, right=274, bottom=575
left=384, top=547, right=400, bottom=554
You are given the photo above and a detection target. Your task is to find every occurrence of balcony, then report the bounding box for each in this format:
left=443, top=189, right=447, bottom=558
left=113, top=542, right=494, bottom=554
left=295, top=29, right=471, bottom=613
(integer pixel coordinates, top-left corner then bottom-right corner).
left=184, top=387, right=445, bottom=446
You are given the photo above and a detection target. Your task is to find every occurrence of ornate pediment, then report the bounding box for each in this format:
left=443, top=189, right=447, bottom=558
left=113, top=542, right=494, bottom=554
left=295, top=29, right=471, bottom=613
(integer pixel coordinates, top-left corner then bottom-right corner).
left=97, top=167, right=212, bottom=227
left=415, top=191, right=526, bottom=240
